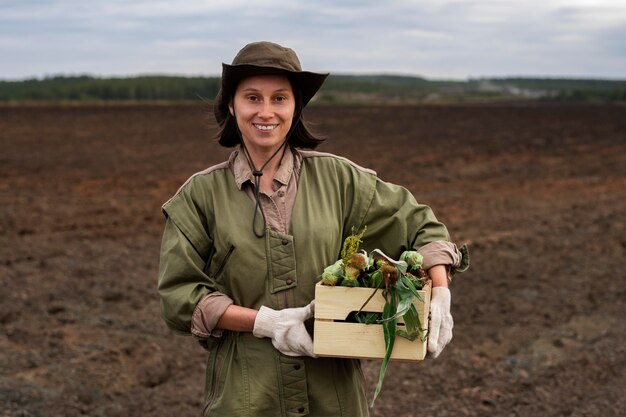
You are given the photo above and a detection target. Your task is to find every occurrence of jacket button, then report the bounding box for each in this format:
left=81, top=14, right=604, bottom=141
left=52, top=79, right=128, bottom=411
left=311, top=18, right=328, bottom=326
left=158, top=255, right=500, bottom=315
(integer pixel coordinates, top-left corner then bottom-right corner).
left=293, top=364, right=301, bottom=370
left=286, top=279, right=293, bottom=285
left=298, top=407, right=305, bottom=413
left=281, top=239, right=289, bottom=245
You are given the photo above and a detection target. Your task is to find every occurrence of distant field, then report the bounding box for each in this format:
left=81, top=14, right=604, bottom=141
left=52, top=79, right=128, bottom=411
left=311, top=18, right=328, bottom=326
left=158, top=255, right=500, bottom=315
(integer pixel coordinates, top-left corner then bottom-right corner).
left=1, top=75, right=625, bottom=103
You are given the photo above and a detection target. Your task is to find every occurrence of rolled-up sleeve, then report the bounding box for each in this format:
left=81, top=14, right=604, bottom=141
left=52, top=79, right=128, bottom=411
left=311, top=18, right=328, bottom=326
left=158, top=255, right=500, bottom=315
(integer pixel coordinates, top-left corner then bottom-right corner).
left=191, top=292, right=234, bottom=338
left=418, top=240, right=470, bottom=281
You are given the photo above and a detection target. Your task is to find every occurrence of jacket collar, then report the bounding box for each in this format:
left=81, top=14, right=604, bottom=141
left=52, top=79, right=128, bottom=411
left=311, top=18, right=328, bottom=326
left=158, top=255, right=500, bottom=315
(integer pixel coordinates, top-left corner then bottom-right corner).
left=230, top=145, right=294, bottom=191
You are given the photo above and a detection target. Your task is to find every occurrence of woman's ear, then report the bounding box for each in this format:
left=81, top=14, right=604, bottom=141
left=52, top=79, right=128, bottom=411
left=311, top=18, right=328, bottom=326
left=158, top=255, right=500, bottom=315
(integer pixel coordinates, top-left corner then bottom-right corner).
left=228, top=100, right=234, bottom=116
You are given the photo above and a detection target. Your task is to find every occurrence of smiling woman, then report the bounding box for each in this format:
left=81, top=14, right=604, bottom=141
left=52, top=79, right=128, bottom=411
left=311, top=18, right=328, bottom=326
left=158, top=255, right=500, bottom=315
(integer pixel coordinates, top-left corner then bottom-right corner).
left=213, top=43, right=327, bottom=151
left=229, top=75, right=296, bottom=168
left=157, top=41, right=468, bottom=417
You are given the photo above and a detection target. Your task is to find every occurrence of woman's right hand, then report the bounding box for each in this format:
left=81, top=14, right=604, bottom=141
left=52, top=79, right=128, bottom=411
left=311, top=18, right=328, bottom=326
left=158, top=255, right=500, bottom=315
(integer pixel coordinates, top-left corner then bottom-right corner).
left=253, top=301, right=317, bottom=357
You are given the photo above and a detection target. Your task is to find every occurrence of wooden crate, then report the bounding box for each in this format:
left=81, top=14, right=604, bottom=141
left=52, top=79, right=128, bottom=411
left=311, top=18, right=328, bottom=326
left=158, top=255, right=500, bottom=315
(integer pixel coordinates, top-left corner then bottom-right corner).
left=314, top=281, right=431, bottom=361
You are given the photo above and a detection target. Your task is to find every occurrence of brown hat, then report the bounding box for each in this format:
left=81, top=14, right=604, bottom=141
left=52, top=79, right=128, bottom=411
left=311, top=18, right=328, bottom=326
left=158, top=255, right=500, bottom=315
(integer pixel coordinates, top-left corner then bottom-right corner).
left=214, top=41, right=329, bottom=124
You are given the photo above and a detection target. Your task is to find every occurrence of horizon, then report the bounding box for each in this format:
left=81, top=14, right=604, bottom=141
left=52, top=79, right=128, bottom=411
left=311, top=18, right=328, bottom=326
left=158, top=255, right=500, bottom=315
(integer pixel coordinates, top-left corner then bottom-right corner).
left=3, top=73, right=626, bottom=83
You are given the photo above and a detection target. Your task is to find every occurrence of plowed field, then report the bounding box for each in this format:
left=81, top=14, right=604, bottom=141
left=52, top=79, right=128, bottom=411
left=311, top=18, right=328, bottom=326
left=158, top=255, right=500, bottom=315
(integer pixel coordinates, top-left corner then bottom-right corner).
left=1, top=103, right=625, bottom=416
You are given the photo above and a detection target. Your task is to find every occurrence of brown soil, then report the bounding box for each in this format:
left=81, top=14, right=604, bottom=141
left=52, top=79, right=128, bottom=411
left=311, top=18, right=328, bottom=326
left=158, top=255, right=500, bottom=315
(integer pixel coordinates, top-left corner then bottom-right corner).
left=1, top=103, right=625, bottom=416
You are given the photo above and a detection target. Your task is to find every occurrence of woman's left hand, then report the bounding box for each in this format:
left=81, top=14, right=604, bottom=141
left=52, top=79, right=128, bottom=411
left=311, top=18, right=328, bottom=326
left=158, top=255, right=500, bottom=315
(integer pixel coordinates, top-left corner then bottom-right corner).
left=427, top=286, right=453, bottom=358
left=426, top=265, right=452, bottom=358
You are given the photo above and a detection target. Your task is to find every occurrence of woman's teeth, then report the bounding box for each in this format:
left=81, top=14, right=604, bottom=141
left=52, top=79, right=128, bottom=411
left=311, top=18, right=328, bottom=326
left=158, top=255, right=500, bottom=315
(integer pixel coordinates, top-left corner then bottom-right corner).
left=254, top=124, right=277, bottom=131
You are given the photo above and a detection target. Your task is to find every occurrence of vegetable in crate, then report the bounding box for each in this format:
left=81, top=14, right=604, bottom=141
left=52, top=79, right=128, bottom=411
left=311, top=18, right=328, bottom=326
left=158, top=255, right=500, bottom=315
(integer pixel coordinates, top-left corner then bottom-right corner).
left=321, top=260, right=343, bottom=286
left=319, top=226, right=369, bottom=287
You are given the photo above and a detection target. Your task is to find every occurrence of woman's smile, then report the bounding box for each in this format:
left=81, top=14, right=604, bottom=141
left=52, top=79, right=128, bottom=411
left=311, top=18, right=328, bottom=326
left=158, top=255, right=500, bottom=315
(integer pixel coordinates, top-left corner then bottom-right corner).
left=253, top=123, right=278, bottom=132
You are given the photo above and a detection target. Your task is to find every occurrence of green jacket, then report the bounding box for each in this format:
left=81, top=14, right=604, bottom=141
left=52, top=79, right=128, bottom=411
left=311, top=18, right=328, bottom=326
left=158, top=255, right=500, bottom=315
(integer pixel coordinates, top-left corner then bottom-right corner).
left=158, top=150, right=452, bottom=416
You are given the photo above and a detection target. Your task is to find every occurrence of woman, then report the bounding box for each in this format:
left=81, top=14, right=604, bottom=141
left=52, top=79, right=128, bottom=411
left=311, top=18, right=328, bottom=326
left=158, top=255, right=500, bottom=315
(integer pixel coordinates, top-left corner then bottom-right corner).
left=158, top=41, right=468, bottom=416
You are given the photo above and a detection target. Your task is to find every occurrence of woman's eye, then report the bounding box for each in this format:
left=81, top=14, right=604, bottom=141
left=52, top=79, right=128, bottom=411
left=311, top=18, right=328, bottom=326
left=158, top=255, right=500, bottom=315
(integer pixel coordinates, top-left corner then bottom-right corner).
left=274, top=96, right=286, bottom=102
left=247, top=95, right=259, bottom=102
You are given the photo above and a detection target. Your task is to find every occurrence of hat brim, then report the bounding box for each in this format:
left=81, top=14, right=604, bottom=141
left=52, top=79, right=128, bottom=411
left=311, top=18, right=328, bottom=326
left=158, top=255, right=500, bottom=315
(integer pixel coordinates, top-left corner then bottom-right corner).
left=214, top=63, right=329, bottom=124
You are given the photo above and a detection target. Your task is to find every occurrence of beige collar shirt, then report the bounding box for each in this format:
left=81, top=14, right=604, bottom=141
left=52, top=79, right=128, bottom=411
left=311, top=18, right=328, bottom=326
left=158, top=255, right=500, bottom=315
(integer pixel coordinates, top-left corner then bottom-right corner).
left=229, top=145, right=302, bottom=235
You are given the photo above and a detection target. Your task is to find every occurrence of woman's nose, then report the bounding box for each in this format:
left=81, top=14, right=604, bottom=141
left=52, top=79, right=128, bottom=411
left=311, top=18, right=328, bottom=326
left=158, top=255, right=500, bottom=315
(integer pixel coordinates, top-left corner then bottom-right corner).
left=258, top=101, right=274, bottom=118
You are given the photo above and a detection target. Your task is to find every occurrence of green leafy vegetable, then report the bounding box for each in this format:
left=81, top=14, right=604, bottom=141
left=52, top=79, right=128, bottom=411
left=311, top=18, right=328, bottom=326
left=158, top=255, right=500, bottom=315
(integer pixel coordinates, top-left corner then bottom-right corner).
left=400, top=250, right=424, bottom=270
left=354, top=312, right=379, bottom=324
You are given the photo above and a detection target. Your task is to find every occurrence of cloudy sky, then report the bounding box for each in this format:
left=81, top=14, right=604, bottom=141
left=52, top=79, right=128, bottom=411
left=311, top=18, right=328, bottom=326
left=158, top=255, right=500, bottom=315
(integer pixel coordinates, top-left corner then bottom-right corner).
left=1, top=0, right=625, bottom=80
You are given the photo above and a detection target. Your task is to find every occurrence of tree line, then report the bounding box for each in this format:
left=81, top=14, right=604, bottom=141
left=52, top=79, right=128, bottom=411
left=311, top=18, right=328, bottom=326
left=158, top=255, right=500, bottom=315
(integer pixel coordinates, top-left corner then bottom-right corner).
left=0, top=75, right=624, bottom=103
left=0, top=76, right=220, bottom=101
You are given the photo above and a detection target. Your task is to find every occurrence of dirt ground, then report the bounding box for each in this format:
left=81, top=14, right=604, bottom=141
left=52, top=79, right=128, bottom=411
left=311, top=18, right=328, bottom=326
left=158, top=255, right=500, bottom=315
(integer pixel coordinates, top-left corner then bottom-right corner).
left=1, top=103, right=625, bottom=417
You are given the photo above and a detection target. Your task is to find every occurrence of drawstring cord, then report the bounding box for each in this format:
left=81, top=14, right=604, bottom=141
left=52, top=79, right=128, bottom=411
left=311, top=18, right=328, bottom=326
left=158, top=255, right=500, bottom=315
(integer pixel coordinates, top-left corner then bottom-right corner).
left=241, top=139, right=287, bottom=238
left=232, top=105, right=301, bottom=238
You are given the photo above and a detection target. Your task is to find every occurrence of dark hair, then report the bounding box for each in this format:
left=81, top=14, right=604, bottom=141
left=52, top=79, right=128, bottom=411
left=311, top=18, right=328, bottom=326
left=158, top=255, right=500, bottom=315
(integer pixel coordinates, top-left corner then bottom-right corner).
left=215, top=77, right=325, bottom=149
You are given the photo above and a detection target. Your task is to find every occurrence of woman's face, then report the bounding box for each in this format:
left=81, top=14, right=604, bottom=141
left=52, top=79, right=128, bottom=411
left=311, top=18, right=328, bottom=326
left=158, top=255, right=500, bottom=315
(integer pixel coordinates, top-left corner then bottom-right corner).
left=230, top=74, right=296, bottom=155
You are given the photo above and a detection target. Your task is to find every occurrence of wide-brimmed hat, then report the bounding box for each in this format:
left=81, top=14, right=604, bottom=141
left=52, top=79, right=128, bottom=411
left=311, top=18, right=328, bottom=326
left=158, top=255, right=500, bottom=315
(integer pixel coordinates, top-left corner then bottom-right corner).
left=214, top=41, right=329, bottom=124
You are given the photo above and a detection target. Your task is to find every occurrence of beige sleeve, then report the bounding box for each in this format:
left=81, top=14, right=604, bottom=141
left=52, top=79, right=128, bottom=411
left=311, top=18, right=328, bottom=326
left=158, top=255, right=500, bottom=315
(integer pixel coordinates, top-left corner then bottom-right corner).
left=190, top=292, right=234, bottom=338
left=418, top=241, right=466, bottom=282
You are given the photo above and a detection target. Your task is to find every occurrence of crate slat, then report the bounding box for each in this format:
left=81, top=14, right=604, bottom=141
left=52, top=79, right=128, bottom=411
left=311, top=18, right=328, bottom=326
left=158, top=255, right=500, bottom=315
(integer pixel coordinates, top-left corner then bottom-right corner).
left=314, top=281, right=431, bottom=361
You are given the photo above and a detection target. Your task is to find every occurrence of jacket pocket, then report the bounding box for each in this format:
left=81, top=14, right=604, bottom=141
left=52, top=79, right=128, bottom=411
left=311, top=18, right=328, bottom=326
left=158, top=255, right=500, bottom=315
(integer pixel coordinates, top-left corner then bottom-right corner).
left=202, top=338, right=227, bottom=417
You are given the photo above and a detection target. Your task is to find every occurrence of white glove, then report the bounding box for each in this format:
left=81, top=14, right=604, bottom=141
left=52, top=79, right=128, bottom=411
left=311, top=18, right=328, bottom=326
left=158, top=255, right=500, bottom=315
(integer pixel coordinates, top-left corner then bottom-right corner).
left=253, top=301, right=316, bottom=357
left=428, top=287, right=453, bottom=358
